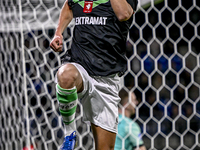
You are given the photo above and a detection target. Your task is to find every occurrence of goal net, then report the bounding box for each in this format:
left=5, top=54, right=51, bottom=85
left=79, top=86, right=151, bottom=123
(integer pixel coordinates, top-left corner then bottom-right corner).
left=0, top=0, right=199, bottom=150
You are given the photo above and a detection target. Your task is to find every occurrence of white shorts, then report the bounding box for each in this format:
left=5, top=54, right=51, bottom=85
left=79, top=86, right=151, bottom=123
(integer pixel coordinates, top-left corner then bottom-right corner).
left=71, top=63, right=121, bottom=133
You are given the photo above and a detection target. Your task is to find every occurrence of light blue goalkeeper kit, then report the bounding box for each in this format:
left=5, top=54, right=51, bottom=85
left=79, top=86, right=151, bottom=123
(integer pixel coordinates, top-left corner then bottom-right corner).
left=115, top=114, right=144, bottom=150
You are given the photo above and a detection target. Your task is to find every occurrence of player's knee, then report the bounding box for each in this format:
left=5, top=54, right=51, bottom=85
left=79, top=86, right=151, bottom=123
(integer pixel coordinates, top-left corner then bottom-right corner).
left=57, top=64, right=79, bottom=88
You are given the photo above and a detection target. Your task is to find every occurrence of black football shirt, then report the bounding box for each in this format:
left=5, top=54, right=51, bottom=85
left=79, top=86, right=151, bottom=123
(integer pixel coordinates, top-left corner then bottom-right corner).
left=66, top=0, right=136, bottom=76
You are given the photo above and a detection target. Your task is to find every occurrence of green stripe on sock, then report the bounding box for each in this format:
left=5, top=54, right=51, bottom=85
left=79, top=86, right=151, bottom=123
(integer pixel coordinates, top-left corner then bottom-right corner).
left=63, top=119, right=74, bottom=125
left=57, top=84, right=76, bottom=94
left=57, top=92, right=78, bottom=103
left=59, top=106, right=77, bottom=117
left=56, top=84, right=78, bottom=103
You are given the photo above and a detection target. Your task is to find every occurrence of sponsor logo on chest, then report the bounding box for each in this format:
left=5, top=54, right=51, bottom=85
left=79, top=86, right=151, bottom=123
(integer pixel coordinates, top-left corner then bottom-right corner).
left=75, top=16, right=107, bottom=25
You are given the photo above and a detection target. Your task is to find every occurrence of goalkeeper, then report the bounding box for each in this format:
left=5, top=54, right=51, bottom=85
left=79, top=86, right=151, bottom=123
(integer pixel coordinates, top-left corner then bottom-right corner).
left=115, top=88, right=146, bottom=150
left=50, top=0, right=138, bottom=149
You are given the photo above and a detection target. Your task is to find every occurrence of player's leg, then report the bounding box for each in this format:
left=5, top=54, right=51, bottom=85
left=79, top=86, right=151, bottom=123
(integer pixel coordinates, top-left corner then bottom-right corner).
left=80, top=74, right=120, bottom=150
left=91, top=123, right=116, bottom=150
left=57, top=63, right=83, bottom=91
left=56, top=63, right=83, bottom=150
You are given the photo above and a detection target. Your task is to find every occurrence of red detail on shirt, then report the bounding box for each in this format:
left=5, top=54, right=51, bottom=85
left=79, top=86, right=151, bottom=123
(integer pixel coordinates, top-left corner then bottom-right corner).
left=83, top=1, right=93, bottom=13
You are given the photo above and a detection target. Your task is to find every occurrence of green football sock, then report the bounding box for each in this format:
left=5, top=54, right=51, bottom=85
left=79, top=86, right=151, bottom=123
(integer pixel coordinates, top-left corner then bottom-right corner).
left=56, top=84, right=78, bottom=135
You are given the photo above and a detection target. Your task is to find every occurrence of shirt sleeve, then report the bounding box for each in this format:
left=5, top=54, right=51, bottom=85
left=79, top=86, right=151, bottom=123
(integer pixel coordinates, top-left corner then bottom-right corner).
left=128, top=122, right=144, bottom=147
left=126, top=0, right=138, bottom=11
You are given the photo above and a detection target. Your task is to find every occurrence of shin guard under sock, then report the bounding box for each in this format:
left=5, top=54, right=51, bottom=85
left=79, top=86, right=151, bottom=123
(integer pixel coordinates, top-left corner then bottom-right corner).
left=56, top=84, right=78, bottom=135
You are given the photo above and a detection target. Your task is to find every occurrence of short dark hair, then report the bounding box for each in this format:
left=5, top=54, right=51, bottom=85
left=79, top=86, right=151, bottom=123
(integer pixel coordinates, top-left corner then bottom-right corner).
left=119, top=88, right=129, bottom=106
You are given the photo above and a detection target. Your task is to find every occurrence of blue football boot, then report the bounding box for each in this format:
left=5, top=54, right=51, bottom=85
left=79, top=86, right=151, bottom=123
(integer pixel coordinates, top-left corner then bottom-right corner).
left=60, top=131, right=76, bottom=150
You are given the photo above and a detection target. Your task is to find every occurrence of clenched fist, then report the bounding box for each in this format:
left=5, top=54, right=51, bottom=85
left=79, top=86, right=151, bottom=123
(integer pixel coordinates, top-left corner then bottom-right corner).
left=50, top=35, right=63, bottom=52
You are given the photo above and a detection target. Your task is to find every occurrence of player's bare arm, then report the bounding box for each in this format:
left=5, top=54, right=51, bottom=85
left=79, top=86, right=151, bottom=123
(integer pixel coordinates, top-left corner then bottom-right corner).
left=135, top=145, right=146, bottom=150
left=110, top=0, right=133, bottom=21
left=50, top=0, right=73, bottom=52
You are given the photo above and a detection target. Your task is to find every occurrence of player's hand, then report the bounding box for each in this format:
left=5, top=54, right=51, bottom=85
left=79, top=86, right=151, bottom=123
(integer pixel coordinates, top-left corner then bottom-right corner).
left=50, top=35, right=63, bottom=52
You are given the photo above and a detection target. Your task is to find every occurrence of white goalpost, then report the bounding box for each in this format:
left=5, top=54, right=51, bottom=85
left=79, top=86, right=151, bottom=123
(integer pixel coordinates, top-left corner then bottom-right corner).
left=0, top=0, right=200, bottom=150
